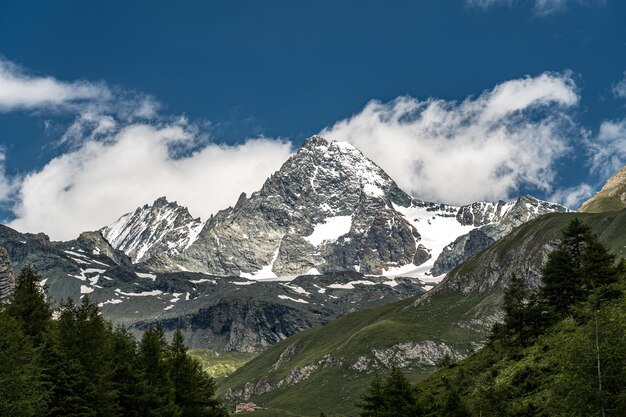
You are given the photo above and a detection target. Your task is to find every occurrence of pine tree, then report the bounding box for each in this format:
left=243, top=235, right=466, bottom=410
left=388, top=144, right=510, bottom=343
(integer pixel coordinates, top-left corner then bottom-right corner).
left=110, top=327, right=145, bottom=417
left=5, top=266, right=51, bottom=346
left=168, top=329, right=227, bottom=417
left=55, top=297, right=117, bottom=416
left=138, top=325, right=180, bottom=417
left=438, top=376, right=470, bottom=417
left=358, top=373, right=385, bottom=417
left=580, top=234, right=619, bottom=296
left=0, top=310, right=47, bottom=417
left=381, top=366, right=422, bottom=417
left=502, top=274, right=531, bottom=344
left=358, top=367, right=422, bottom=417
left=560, top=218, right=593, bottom=267
left=540, top=246, right=584, bottom=318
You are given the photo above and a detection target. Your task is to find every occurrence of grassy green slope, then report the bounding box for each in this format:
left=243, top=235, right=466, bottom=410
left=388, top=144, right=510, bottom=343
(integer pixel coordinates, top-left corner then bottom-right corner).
left=187, top=349, right=255, bottom=379
left=218, top=294, right=486, bottom=416
left=218, top=209, right=626, bottom=416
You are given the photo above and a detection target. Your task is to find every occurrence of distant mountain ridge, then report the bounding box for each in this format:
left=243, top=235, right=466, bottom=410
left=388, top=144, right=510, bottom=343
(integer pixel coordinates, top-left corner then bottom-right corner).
left=101, top=136, right=568, bottom=281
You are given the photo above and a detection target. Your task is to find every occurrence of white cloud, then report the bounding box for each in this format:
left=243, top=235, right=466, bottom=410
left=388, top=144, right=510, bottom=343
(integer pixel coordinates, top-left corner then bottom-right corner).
left=0, top=60, right=599, bottom=241
left=587, top=119, right=626, bottom=178
left=7, top=119, right=293, bottom=240
left=550, top=183, right=594, bottom=209
left=0, top=58, right=110, bottom=111
left=612, top=72, right=626, bottom=99
left=0, top=57, right=158, bottom=121
left=467, top=0, right=604, bottom=15
left=320, top=72, right=580, bottom=205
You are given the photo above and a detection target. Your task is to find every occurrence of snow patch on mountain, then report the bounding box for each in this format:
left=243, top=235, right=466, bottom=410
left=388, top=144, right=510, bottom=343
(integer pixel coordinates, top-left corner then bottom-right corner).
left=304, top=215, right=352, bottom=246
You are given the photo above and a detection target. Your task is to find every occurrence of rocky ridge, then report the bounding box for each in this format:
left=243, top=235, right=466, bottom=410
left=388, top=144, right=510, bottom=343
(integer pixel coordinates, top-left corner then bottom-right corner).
left=432, top=195, right=569, bottom=276
left=101, top=197, right=203, bottom=263
left=102, top=137, right=567, bottom=282
left=0, top=245, right=15, bottom=302
left=0, top=222, right=427, bottom=353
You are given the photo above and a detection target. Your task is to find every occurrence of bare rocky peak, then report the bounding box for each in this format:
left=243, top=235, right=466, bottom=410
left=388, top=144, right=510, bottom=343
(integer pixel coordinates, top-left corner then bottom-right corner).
left=100, top=136, right=569, bottom=281
left=101, top=197, right=204, bottom=263
left=176, top=136, right=420, bottom=276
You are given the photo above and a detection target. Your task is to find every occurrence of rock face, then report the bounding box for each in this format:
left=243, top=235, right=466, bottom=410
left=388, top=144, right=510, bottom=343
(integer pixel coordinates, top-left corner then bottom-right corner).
left=175, top=136, right=421, bottom=276
left=101, top=137, right=568, bottom=281
left=102, top=197, right=203, bottom=263
left=580, top=165, right=626, bottom=213
left=432, top=196, right=569, bottom=276
left=125, top=271, right=426, bottom=353
left=0, top=222, right=428, bottom=353
left=0, top=245, right=15, bottom=302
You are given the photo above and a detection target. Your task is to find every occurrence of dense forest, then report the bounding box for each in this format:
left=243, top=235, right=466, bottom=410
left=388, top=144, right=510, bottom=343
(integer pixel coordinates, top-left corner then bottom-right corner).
left=0, top=266, right=228, bottom=417
left=357, top=219, right=626, bottom=416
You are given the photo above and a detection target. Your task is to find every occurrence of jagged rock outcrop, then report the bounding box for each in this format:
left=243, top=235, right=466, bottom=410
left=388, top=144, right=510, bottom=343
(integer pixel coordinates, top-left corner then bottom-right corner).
left=432, top=196, right=569, bottom=276
left=175, top=136, right=422, bottom=276
left=0, top=245, right=15, bottom=302
left=100, top=137, right=568, bottom=280
left=580, top=165, right=626, bottom=213
left=102, top=197, right=203, bottom=263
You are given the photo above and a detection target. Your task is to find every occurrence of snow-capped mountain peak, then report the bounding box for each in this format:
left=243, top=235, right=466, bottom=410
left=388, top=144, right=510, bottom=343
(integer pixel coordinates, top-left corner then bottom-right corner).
left=100, top=137, right=569, bottom=282
left=101, top=197, right=203, bottom=263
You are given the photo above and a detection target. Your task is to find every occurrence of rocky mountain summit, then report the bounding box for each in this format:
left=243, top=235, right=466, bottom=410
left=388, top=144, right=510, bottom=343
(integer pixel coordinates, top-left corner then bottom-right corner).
left=580, top=165, right=626, bottom=213
left=175, top=136, right=419, bottom=277
left=103, top=136, right=568, bottom=281
left=102, top=196, right=204, bottom=263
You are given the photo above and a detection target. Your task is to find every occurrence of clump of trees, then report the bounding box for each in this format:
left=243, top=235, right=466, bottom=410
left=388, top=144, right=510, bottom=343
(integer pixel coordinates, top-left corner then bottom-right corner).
left=357, top=218, right=626, bottom=416
left=0, top=266, right=228, bottom=417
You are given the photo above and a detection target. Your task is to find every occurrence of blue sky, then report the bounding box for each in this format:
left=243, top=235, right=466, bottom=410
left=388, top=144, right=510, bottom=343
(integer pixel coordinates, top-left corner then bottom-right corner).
left=0, top=0, right=625, bottom=239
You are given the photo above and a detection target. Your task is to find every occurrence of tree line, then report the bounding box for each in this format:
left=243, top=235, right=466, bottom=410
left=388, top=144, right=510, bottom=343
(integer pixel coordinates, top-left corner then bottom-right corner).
left=0, top=266, right=228, bottom=417
left=357, top=218, right=626, bottom=416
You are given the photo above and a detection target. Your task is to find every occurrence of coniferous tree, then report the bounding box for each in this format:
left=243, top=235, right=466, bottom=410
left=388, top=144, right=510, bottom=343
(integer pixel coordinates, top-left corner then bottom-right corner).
left=55, top=298, right=117, bottom=416
left=110, top=327, right=146, bottom=417
left=5, top=266, right=51, bottom=346
left=437, top=376, right=470, bottom=417
left=560, top=218, right=593, bottom=267
left=502, top=274, right=531, bottom=345
left=138, top=325, right=180, bottom=417
left=168, top=329, right=227, bottom=417
left=540, top=246, right=584, bottom=318
left=358, top=373, right=385, bottom=417
left=381, top=366, right=422, bottom=417
left=358, top=367, right=422, bottom=417
left=0, top=310, right=47, bottom=417
left=580, top=235, right=620, bottom=296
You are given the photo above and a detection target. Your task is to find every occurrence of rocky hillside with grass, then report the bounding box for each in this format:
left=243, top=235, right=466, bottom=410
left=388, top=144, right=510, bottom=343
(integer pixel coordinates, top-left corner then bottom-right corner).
left=218, top=208, right=626, bottom=416
left=580, top=165, right=626, bottom=213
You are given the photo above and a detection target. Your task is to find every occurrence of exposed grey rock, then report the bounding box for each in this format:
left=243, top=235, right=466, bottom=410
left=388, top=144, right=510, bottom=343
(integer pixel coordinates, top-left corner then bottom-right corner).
left=432, top=229, right=495, bottom=276
left=128, top=272, right=426, bottom=353
left=0, top=245, right=15, bottom=302
left=102, top=197, right=203, bottom=263
left=432, top=196, right=568, bottom=276
left=372, top=340, right=463, bottom=368
left=176, top=136, right=423, bottom=276
left=226, top=354, right=343, bottom=401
